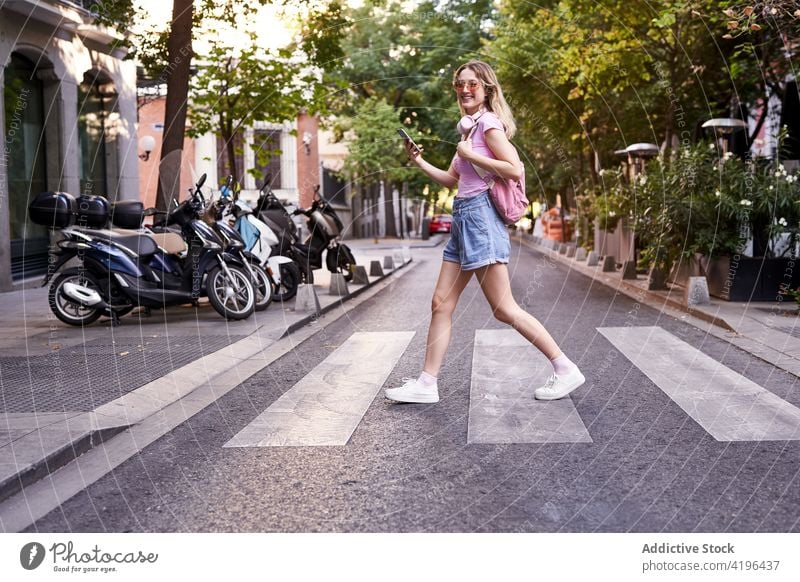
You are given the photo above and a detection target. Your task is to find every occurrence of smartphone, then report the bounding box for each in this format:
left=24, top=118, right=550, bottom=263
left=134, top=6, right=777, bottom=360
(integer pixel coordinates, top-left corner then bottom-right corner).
left=397, top=128, right=421, bottom=151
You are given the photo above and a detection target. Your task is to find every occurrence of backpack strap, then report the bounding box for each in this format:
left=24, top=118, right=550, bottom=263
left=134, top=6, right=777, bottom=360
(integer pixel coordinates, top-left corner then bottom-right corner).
left=465, top=122, right=522, bottom=188
left=464, top=123, right=496, bottom=189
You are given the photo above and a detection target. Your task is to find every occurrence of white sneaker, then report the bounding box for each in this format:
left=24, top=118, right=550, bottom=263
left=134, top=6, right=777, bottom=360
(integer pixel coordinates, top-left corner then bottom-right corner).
left=534, top=368, right=586, bottom=400
left=385, top=377, right=439, bottom=403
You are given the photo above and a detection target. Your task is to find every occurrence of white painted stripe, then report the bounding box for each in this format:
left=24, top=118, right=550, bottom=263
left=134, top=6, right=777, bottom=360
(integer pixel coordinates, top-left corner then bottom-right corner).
left=598, top=326, right=800, bottom=441
left=467, top=329, right=592, bottom=444
left=224, top=331, right=415, bottom=447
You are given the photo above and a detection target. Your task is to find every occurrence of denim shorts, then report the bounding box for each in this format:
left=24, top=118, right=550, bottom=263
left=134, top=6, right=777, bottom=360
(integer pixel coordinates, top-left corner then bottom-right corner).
left=443, top=190, right=510, bottom=270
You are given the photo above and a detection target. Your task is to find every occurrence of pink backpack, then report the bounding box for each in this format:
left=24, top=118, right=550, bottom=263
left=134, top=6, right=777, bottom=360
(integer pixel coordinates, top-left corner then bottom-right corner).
left=467, top=126, right=528, bottom=225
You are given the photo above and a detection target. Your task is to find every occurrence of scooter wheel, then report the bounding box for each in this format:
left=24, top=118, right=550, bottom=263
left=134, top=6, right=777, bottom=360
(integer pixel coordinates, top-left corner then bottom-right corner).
left=273, top=261, right=301, bottom=302
left=48, top=268, right=104, bottom=326
left=206, top=265, right=256, bottom=320
left=251, top=263, right=274, bottom=312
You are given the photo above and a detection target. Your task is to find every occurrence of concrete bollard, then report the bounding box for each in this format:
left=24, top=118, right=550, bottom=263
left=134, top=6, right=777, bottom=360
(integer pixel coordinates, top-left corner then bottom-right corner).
left=558, top=243, right=568, bottom=255
left=383, top=255, right=396, bottom=270
left=586, top=251, right=599, bottom=266
left=602, top=255, right=617, bottom=272
left=352, top=265, right=369, bottom=285
left=370, top=260, right=385, bottom=277
left=402, top=246, right=412, bottom=263
left=294, top=284, right=321, bottom=314
left=622, top=261, right=637, bottom=280
left=392, top=250, right=404, bottom=267
left=329, top=273, right=349, bottom=296
left=575, top=247, right=588, bottom=261
left=686, top=276, right=710, bottom=305
left=566, top=246, right=576, bottom=258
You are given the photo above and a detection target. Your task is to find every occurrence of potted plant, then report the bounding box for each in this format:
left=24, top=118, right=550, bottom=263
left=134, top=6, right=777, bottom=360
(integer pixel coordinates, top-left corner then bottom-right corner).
left=629, top=140, right=800, bottom=300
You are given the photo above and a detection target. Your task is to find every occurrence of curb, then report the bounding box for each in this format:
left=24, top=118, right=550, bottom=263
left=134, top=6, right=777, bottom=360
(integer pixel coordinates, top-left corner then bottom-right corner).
left=513, top=234, right=736, bottom=333
left=280, top=258, right=416, bottom=338
left=0, top=424, right=129, bottom=504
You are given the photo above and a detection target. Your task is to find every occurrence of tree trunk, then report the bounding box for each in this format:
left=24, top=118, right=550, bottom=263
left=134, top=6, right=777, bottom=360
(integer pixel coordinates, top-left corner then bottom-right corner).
left=384, top=180, right=397, bottom=238
left=156, top=0, right=194, bottom=211
left=221, top=115, right=237, bottom=186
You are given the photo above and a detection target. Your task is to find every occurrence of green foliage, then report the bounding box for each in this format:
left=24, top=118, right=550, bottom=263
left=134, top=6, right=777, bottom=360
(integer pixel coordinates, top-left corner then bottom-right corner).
left=490, top=0, right=742, bottom=204
left=332, top=0, right=493, bottom=199
left=788, top=287, right=800, bottom=311
left=188, top=32, right=328, bottom=183
left=606, top=141, right=800, bottom=275
left=340, top=97, right=414, bottom=187
left=299, top=1, right=348, bottom=68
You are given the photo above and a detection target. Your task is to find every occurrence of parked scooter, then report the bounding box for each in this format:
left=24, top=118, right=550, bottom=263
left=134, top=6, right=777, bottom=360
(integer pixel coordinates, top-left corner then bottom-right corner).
left=202, top=192, right=274, bottom=312
left=29, top=174, right=256, bottom=326
left=217, top=177, right=301, bottom=301
left=255, top=176, right=356, bottom=283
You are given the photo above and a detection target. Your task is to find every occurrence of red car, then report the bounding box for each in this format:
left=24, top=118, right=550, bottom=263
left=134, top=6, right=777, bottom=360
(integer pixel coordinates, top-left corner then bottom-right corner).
left=428, top=214, right=453, bottom=234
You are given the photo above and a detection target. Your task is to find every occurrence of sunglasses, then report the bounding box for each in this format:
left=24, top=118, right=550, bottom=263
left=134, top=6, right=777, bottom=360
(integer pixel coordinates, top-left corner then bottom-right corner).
left=453, top=79, right=482, bottom=91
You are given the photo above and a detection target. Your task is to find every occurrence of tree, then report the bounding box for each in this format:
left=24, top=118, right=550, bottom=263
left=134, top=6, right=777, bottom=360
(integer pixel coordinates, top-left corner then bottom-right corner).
left=93, top=0, right=346, bottom=209
left=489, top=0, right=743, bottom=204
left=716, top=1, right=800, bottom=149
left=187, top=33, right=327, bottom=186
left=332, top=0, right=494, bottom=209
left=157, top=0, right=194, bottom=210
left=340, top=97, right=414, bottom=237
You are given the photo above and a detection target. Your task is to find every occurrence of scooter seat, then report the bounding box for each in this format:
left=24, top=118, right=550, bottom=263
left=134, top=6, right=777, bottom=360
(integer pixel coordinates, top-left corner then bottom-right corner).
left=88, top=229, right=160, bottom=257
left=146, top=232, right=187, bottom=255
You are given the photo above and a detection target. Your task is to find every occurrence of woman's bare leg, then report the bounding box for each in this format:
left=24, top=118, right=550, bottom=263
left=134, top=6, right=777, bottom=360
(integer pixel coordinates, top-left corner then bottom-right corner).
left=422, top=261, right=474, bottom=376
left=473, top=263, right=562, bottom=360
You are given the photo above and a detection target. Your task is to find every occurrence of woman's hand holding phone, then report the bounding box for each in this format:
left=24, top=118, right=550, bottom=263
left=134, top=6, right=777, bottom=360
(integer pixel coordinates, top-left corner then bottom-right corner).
left=398, top=128, right=423, bottom=163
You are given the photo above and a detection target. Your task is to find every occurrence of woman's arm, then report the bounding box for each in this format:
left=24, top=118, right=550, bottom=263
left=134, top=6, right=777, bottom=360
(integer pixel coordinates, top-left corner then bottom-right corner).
left=406, top=140, right=459, bottom=189
left=457, top=128, right=523, bottom=181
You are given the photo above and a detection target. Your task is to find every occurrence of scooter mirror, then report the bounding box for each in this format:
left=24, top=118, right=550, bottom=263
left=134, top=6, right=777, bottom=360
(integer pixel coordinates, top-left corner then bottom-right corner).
left=197, top=174, right=207, bottom=189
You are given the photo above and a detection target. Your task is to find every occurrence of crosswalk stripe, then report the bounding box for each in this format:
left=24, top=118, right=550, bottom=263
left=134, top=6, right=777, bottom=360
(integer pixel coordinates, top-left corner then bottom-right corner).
left=467, top=329, right=593, bottom=444
left=598, top=326, right=800, bottom=441
left=223, top=331, right=415, bottom=447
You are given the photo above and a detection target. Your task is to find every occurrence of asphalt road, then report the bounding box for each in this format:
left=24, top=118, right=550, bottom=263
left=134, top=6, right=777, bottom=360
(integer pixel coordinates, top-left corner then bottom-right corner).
left=25, top=241, right=800, bottom=533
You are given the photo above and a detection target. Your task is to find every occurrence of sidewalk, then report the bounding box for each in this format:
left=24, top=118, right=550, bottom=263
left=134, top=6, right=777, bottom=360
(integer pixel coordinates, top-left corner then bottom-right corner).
left=0, top=238, right=442, bottom=505
left=514, top=233, right=800, bottom=378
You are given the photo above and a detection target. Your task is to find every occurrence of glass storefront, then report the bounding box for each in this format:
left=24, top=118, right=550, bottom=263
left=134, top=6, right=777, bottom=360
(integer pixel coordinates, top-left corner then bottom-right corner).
left=78, top=72, right=119, bottom=198
left=3, top=53, right=49, bottom=279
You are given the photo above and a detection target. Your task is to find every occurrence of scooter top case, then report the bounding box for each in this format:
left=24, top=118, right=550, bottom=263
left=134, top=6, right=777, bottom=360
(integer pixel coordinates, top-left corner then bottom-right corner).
left=29, top=191, right=77, bottom=229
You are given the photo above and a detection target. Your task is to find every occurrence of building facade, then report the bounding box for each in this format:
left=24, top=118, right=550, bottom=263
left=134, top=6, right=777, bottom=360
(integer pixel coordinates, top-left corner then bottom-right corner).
left=137, top=99, right=327, bottom=219
left=0, top=0, right=138, bottom=289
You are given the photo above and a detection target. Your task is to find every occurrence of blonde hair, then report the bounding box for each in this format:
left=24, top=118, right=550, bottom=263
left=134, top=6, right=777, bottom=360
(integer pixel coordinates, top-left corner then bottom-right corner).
left=453, top=60, right=517, bottom=139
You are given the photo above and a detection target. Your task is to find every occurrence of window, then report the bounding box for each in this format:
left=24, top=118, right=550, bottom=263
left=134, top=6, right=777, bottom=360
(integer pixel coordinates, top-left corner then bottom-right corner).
left=252, top=129, right=282, bottom=189
left=4, top=53, right=49, bottom=278
left=78, top=72, right=119, bottom=198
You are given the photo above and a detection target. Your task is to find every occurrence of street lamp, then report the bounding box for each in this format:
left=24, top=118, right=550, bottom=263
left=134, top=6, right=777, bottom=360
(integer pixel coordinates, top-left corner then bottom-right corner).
left=625, top=142, right=659, bottom=176
left=701, top=118, right=748, bottom=154
left=616, top=143, right=659, bottom=280
left=138, top=135, right=156, bottom=161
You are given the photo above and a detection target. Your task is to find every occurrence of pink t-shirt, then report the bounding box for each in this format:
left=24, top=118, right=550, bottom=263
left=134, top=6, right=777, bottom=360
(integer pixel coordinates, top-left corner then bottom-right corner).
left=454, top=112, right=505, bottom=198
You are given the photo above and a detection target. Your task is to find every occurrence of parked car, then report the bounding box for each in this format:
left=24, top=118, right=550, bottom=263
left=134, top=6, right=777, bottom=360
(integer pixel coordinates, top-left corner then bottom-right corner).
left=428, top=214, right=453, bottom=234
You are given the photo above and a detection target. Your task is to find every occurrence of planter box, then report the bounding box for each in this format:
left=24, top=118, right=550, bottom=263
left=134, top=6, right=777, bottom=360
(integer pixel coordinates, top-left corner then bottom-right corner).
left=669, top=254, right=703, bottom=288
left=705, top=256, right=800, bottom=301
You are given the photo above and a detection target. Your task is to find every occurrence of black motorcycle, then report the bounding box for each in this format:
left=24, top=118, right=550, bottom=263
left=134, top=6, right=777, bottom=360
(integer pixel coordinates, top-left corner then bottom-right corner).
left=203, top=185, right=275, bottom=312
left=256, top=176, right=356, bottom=283
left=29, top=174, right=256, bottom=326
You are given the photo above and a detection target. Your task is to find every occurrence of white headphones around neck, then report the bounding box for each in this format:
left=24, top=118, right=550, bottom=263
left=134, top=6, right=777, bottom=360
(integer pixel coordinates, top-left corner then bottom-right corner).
left=457, top=108, right=487, bottom=136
